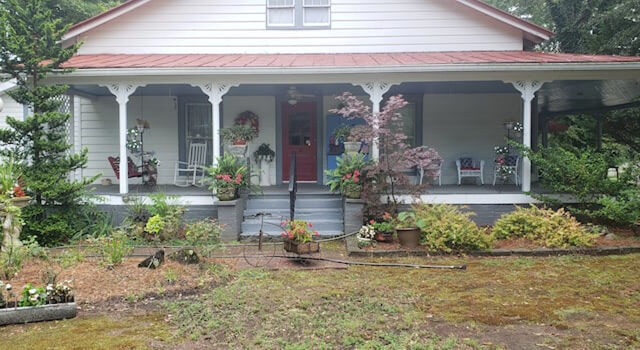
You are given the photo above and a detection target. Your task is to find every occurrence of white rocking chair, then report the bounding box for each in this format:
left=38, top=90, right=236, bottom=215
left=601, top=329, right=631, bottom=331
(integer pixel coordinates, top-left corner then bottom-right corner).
left=174, top=143, right=208, bottom=187
left=456, top=158, right=485, bottom=185
left=493, top=155, right=520, bottom=186
left=418, top=159, right=443, bottom=186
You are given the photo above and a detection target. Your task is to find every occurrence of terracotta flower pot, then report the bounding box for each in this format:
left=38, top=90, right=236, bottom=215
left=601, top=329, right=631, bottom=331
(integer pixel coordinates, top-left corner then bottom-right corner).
left=375, top=231, right=394, bottom=243
left=396, top=228, right=420, bottom=248
left=216, top=187, right=236, bottom=201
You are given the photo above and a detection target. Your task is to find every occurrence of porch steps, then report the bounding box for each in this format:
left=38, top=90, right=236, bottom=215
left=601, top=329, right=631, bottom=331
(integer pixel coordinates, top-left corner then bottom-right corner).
left=241, top=193, right=344, bottom=238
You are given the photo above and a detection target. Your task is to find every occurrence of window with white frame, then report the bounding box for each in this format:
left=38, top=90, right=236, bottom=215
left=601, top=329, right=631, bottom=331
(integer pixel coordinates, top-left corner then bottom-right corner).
left=267, top=0, right=331, bottom=29
left=267, top=0, right=296, bottom=27
left=303, top=0, right=330, bottom=27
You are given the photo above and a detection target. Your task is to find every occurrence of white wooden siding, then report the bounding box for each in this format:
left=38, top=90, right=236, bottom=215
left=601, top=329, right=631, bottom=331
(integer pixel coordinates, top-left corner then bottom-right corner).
left=223, top=96, right=277, bottom=185
left=0, top=94, right=23, bottom=128
left=422, top=92, right=522, bottom=185
left=81, top=96, right=179, bottom=185
left=75, top=0, right=523, bottom=54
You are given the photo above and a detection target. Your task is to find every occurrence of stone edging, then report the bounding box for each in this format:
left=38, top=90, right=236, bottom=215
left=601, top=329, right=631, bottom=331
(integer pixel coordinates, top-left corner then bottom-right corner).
left=0, top=302, right=77, bottom=326
left=346, top=236, right=640, bottom=258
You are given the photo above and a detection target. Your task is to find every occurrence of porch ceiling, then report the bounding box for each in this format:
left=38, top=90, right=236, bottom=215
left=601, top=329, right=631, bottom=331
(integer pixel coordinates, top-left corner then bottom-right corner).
left=69, top=79, right=640, bottom=116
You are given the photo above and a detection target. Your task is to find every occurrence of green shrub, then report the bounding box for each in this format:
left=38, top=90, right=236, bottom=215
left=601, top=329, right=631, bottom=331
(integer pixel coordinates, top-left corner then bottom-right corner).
left=92, top=231, right=133, bottom=268
left=595, top=187, right=640, bottom=225
left=413, top=204, right=494, bottom=253
left=145, top=215, right=166, bottom=237
left=185, top=219, right=222, bottom=246
left=124, top=194, right=184, bottom=241
left=18, top=283, right=47, bottom=307
left=0, top=236, right=46, bottom=279
left=493, top=206, right=596, bottom=248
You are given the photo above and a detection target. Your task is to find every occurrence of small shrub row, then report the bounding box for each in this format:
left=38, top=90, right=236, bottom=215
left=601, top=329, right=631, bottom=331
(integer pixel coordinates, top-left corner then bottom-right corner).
left=388, top=204, right=600, bottom=253
left=493, top=206, right=597, bottom=248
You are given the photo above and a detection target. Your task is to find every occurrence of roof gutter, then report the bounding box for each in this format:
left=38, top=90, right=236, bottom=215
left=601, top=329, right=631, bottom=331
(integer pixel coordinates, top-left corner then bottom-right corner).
left=54, top=62, right=640, bottom=77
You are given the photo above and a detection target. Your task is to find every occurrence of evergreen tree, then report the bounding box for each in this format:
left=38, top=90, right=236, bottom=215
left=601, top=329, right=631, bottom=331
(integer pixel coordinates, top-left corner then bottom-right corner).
left=0, top=0, right=100, bottom=245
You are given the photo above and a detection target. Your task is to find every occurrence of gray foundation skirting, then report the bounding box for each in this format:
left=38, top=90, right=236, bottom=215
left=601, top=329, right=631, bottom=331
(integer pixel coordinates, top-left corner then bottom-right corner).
left=0, top=303, right=77, bottom=326
left=97, top=205, right=218, bottom=226
left=346, top=236, right=640, bottom=258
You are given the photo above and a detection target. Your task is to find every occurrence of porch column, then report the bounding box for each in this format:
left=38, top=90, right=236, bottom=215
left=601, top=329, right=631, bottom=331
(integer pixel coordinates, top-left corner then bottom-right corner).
left=103, top=83, right=144, bottom=194
left=354, top=82, right=398, bottom=161
left=507, top=81, right=547, bottom=193
left=192, top=82, right=239, bottom=165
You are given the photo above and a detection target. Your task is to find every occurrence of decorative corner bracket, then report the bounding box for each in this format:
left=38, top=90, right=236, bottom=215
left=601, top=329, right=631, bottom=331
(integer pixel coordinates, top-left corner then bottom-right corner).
left=191, top=81, right=240, bottom=106
left=102, top=83, right=146, bottom=105
left=353, top=81, right=399, bottom=107
left=506, top=80, right=548, bottom=103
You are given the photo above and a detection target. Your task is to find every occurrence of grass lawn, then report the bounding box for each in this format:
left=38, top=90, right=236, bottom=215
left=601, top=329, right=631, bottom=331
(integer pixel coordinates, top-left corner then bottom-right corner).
left=1, top=250, right=639, bottom=349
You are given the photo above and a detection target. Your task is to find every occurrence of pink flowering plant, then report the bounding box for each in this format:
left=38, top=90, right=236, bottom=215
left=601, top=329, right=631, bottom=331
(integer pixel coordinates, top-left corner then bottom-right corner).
left=281, top=219, right=319, bottom=243
left=204, top=154, right=256, bottom=195
left=331, top=93, right=441, bottom=215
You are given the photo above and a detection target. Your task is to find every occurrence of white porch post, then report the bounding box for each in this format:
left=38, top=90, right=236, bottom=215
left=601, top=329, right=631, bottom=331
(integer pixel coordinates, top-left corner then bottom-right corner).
left=508, top=81, right=547, bottom=192
left=103, top=83, right=144, bottom=194
left=192, top=82, right=239, bottom=165
left=354, top=82, right=398, bottom=161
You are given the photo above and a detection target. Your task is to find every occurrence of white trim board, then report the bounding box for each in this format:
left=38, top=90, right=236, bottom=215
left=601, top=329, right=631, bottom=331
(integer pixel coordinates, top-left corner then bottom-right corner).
left=93, top=195, right=216, bottom=206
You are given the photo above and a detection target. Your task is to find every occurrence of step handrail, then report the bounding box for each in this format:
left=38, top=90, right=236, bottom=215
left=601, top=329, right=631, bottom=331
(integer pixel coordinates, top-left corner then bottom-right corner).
left=288, top=152, right=297, bottom=221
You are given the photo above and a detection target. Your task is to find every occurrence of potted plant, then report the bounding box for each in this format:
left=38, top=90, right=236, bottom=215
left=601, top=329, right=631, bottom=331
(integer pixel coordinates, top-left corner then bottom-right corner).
left=220, top=125, right=258, bottom=156
left=281, top=219, right=320, bottom=254
left=345, top=125, right=368, bottom=155
left=395, top=212, right=421, bottom=248
left=253, top=143, right=275, bottom=187
left=0, top=280, right=77, bottom=326
left=325, top=153, right=371, bottom=199
left=203, top=155, right=249, bottom=201
left=342, top=170, right=363, bottom=199
left=357, top=224, right=377, bottom=248
left=369, top=212, right=395, bottom=242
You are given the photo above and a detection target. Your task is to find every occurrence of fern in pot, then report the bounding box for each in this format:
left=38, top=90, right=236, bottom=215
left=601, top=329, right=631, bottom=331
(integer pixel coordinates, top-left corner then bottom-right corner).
left=253, top=143, right=275, bottom=186
left=220, top=125, right=258, bottom=157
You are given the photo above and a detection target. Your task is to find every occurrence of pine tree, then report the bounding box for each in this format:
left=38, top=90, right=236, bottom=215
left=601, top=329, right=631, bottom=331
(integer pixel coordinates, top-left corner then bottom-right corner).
left=0, top=0, right=100, bottom=245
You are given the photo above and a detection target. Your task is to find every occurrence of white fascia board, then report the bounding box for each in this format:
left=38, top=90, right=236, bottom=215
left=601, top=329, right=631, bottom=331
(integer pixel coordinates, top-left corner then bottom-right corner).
left=52, top=62, right=640, bottom=78
left=455, top=0, right=552, bottom=42
left=62, top=0, right=153, bottom=41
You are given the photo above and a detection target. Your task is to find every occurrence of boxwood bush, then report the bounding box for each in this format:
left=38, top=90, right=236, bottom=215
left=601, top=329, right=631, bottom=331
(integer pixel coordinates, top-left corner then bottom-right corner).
left=493, top=206, right=597, bottom=248
left=413, top=204, right=494, bottom=253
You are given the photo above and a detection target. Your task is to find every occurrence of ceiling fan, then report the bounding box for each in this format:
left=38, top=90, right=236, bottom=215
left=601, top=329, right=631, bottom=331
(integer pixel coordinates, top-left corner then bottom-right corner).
left=286, top=86, right=315, bottom=105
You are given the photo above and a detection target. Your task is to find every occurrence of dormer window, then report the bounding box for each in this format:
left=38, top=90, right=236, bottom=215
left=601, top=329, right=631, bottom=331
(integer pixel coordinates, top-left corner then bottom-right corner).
left=267, top=0, right=331, bottom=29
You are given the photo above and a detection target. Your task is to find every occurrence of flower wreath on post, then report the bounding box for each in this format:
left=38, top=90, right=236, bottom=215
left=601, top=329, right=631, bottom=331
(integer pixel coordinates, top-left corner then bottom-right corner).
left=235, top=111, right=260, bottom=134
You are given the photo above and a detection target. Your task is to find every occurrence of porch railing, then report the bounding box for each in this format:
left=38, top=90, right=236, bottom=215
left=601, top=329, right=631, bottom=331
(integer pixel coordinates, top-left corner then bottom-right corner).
left=289, top=152, right=297, bottom=221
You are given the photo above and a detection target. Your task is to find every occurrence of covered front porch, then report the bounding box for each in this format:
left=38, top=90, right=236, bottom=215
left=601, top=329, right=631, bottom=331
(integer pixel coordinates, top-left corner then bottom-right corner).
left=50, top=57, right=639, bottom=204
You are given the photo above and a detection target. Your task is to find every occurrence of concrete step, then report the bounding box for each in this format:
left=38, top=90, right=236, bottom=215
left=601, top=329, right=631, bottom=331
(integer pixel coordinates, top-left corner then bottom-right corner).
left=239, top=231, right=343, bottom=239
left=242, top=219, right=343, bottom=235
left=243, top=208, right=342, bottom=221
left=246, top=197, right=342, bottom=210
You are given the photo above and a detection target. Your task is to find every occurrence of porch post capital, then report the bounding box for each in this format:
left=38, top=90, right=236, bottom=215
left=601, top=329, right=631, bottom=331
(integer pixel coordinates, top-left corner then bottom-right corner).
left=353, top=81, right=399, bottom=107
left=192, top=81, right=239, bottom=106
left=102, top=82, right=146, bottom=105
left=506, top=80, right=548, bottom=103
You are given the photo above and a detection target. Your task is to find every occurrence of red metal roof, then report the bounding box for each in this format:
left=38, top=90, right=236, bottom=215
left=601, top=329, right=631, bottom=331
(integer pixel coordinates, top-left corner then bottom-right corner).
left=62, top=52, right=640, bottom=69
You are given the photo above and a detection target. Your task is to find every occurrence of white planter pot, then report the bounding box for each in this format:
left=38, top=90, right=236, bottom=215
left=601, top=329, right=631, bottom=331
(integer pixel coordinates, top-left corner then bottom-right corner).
left=226, top=144, right=248, bottom=157
left=259, top=159, right=272, bottom=186
left=343, top=142, right=361, bottom=155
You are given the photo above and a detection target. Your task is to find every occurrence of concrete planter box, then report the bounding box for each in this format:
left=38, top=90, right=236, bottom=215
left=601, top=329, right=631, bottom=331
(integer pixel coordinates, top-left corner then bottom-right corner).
left=0, top=302, right=77, bottom=326
left=217, top=197, right=246, bottom=242
left=343, top=198, right=365, bottom=235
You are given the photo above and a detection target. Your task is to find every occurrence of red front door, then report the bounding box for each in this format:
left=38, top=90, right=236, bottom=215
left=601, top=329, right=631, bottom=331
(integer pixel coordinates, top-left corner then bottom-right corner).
left=282, top=102, right=317, bottom=182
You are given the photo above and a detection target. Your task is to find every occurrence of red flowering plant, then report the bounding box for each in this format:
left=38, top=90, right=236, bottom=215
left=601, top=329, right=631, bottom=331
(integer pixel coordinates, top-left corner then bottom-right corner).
left=281, top=219, right=319, bottom=243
